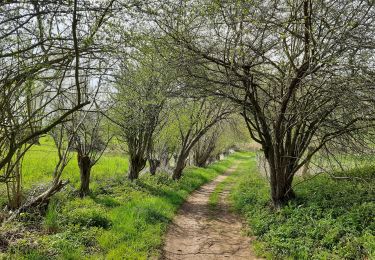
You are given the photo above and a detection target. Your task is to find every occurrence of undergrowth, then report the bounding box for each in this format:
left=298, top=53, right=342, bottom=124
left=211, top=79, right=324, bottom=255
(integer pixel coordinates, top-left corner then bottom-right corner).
left=1, top=152, right=239, bottom=259
left=208, top=153, right=248, bottom=211
left=230, top=154, right=375, bottom=260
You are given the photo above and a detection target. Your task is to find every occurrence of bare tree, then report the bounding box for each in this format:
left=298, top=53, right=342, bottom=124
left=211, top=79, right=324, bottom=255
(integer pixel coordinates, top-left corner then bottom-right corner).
left=149, top=0, right=375, bottom=206
left=66, top=104, right=112, bottom=197
left=65, top=66, right=114, bottom=197
left=193, top=128, right=220, bottom=167
left=0, top=0, right=115, bottom=185
left=4, top=145, right=32, bottom=209
left=171, top=98, right=232, bottom=180
left=111, top=51, right=171, bottom=180
left=7, top=116, right=80, bottom=221
left=75, top=113, right=111, bottom=196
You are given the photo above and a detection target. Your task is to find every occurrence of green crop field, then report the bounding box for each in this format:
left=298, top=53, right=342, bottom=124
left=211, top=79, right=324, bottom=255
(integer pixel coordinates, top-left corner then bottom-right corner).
left=0, top=137, right=129, bottom=207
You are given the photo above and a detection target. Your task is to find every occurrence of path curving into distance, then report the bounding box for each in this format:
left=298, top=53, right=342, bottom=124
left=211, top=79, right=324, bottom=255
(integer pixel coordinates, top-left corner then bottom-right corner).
left=161, top=163, right=261, bottom=260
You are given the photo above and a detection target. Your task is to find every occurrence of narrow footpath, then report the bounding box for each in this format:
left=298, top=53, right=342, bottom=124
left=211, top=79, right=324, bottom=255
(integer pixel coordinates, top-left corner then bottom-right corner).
left=162, top=163, right=261, bottom=260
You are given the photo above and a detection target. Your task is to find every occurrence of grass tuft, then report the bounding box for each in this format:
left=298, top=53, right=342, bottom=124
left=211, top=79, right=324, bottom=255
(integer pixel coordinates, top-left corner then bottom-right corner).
left=44, top=199, right=60, bottom=233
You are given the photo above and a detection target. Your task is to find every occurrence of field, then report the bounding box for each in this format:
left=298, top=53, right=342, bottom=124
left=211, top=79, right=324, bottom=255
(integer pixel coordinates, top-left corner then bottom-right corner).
left=0, top=137, right=128, bottom=208
left=230, top=153, right=375, bottom=259
left=0, top=137, right=238, bottom=259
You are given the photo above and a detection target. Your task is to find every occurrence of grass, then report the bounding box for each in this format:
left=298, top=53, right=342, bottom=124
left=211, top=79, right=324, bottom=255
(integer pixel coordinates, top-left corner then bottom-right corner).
left=23, top=136, right=129, bottom=186
left=3, top=140, right=374, bottom=260
left=230, top=152, right=375, bottom=260
left=43, top=199, right=60, bottom=233
left=208, top=152, right=251, bottom=211
left=0, top=136, right=129, bottom=207
left=208, top=180, right=225, bottom=211
left=1, top=143, right=239, bottom=259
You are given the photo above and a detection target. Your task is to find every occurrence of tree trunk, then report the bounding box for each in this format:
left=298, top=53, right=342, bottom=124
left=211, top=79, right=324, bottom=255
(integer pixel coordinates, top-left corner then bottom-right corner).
left=6, top=151, right=23, bottom=209
left=160, top=155, right=169, bottom=169
left=193, top=150, right=207, bottom=167
left=267, top=155, right=296, bottom=208
left=193, top=135, right=217, bottom=167
left=172, top=155, right=187, bottom=180
left=196, top=152, right=212, bottom=167
left=270, top=174, right=295, bottom=208
left=128, top=155, right=146, bottom=180
left=7, top=179, right=68, bottom=222
left=78, top=154, right=92, bottom=197
left=265, top=152, right=296, bottom=208
left=149, top=158, right=160, bottom=175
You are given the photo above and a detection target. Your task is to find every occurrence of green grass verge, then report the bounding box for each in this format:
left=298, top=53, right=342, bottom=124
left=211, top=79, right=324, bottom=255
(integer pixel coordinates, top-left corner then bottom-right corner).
left=230, top=153, right=375, bottom=260
left=2, top=153, right=238, bottom=259
left=208, top=180, right=226, bottom=211
left=208, top=152, right=252, bottom=211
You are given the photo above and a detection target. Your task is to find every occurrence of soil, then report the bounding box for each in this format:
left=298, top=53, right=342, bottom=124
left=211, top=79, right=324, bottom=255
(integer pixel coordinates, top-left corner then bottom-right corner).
left=161, top=165, right=262, bottom=260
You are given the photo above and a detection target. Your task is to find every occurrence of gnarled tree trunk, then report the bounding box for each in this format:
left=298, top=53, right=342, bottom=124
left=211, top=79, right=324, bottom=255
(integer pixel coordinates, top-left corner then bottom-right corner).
left=148, top=158, right=160, bottom=175
left=128, top=155, right=146, bottom=180
left=172, top=154, right=187, bottom=180
left=266, top=150, right=297, bottom=208
left=269, top=169, right=295, bottom=208
left=78, top=154, right=92, bottom=197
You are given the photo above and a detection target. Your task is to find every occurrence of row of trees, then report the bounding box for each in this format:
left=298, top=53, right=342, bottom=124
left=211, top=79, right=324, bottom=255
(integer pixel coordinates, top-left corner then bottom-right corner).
left=142, top=0, right=375, bottom=207
left=0, top=0, right=247, bottom=215
left=1, top=0, right=374, bottom=214
left=111, top=48, right=242, bottom=181
left=0, top=0, right=118, bottom=213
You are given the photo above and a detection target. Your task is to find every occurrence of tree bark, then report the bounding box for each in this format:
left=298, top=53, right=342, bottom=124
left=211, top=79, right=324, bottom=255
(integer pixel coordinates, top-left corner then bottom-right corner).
left=6, top=150, right=23, bottom=209
left=128, top=155, right=146, bottom=180
left=172, top=155, right=187, bottom=180
left=270, top=174, right=295, bottom=208
left=7, top=179, right=68, bottom=222
left=267, top=153, right=296, bottom=208
left=78, top=154, right=92, bottom=197
left=149, top=158, right=160, bottom=175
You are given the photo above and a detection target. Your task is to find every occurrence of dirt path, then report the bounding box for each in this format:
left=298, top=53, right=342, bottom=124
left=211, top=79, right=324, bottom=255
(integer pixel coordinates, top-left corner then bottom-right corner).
left=161, top=164, right=261, bottom=260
